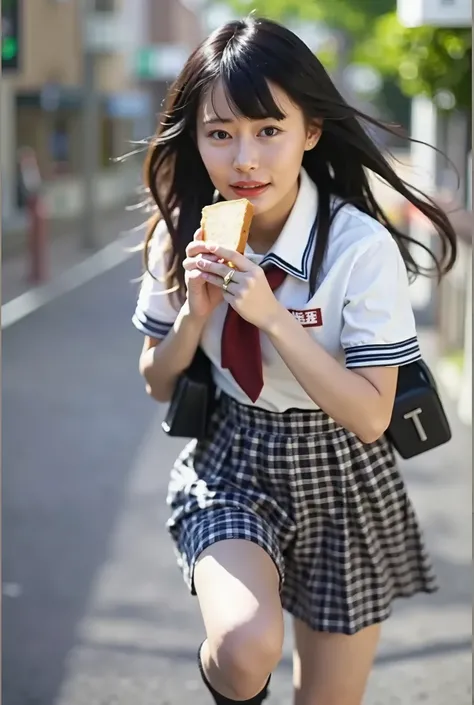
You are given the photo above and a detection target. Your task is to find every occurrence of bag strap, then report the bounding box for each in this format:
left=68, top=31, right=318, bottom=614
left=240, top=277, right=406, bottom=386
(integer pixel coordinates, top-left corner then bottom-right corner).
left=415, top=359, right=439, bottom=392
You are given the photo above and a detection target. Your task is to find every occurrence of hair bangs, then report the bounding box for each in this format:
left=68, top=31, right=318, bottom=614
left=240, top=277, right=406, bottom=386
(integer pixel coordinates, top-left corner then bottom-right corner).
left=214, top=53, right=286, bottom=122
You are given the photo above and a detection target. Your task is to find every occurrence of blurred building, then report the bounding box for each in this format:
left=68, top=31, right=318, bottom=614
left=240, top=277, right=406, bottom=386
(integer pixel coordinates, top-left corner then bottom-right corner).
left=397, top=0, right=472, bottom=426
left=136, top=0, right=204, bottom=118
left=1, top=0, right=203, bottom=233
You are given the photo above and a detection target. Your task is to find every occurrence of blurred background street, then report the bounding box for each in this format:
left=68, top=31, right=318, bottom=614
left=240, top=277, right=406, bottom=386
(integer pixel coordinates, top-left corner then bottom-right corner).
left=2, top=0, right=472, bottom=704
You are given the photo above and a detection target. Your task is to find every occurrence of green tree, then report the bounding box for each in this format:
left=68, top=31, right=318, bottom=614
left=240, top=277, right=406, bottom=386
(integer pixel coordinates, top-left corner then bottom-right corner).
left=358, top=15, right=471, bottom=111
left=226, top=0, right=471, bottom=110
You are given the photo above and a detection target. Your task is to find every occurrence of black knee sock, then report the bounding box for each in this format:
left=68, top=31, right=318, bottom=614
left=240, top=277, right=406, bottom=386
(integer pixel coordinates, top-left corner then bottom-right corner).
left=197, top=641, right=271, bottom=704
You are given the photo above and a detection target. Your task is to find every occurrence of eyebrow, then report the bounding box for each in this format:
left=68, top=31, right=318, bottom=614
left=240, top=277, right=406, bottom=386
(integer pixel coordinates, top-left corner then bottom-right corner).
left=202, top=116, right=235, bottom=125
left=202, top=115, right=286, bottom=126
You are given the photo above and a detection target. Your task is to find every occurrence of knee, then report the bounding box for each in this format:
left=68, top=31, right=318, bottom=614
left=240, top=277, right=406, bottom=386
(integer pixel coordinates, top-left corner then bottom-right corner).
left=212, top=622, right=283, bottom=699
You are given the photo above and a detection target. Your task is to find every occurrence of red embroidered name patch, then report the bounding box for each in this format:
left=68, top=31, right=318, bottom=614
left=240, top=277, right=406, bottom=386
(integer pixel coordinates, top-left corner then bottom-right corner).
left=289, top=308, right=323, bottom=327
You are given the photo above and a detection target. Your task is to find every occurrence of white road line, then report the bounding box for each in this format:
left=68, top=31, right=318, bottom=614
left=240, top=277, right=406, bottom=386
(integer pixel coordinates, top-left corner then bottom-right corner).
left=2, top=235, right=141, bottom=330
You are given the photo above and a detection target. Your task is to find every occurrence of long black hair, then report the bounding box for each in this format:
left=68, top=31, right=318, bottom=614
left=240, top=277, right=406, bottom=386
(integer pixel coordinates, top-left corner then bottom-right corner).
left=143, top=15, right=457, bottom=301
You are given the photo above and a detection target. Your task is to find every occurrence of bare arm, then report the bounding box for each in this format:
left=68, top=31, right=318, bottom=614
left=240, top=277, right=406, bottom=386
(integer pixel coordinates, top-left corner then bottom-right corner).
left=266, top=307, right=398, bottom=443
left=139, top=301, right=207, bottom=403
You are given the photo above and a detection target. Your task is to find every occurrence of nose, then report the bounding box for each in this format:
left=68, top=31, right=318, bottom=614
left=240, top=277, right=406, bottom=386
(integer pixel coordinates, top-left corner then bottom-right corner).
left=232, top=137, right=259, bottom=173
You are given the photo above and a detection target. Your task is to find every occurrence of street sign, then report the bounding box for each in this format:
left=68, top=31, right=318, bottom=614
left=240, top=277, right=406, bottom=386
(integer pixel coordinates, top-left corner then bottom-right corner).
left=135, top=44, right=189, bottom=80
left=397, top=0, right=471, bottom=27
left=2, top=0, right=20, bottom=71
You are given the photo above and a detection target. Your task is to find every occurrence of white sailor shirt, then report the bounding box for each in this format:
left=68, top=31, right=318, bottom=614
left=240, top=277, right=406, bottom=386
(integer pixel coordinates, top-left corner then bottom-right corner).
left=132, top=168, right=421, bottom=412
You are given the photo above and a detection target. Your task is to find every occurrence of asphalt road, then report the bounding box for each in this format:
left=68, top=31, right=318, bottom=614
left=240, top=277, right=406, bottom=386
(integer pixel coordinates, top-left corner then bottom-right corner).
left=2, top=254, right=472, bottom=705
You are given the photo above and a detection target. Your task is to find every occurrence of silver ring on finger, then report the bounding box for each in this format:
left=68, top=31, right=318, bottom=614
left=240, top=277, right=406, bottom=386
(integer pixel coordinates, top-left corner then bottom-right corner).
left=222, top=268, right=236, bottom=292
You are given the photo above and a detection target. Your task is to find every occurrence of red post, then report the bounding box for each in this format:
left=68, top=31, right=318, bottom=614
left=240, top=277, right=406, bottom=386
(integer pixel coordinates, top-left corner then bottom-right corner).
left=27, top=193, right=48, bottom=284
left=18, top=147, right=49, bottom=285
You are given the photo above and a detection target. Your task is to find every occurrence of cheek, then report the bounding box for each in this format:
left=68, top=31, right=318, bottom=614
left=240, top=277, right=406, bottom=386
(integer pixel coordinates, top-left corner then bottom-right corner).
left=198, top=142, right=228, bottom=177
left=269, top=138, right=306, bottom=174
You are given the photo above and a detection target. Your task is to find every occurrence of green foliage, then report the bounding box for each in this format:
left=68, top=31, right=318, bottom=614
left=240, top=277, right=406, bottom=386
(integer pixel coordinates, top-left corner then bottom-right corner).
left=230, top=0, right=394, bottom=35
left=225, top=0, right=471, bottom=110
left=357, top=14, right=471, bottom=110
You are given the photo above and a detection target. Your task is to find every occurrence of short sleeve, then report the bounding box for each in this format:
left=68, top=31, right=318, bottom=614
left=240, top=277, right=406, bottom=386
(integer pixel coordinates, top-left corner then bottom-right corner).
left=132, top=220, right=180, bottom=339
left=341, top=235, right=421, bottom=368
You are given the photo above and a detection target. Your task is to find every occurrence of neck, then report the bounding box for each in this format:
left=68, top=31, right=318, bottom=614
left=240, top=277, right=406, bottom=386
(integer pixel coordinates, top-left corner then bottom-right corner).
left=248, top=180, right=299, bottom=254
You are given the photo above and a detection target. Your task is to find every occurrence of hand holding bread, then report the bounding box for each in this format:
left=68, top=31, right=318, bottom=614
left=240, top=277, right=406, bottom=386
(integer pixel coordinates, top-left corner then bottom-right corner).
left=184, top=199, right=283, bottom=332
left=183, top=228, right=225, bottom=319
left=183, top=199, right=254, bottom=319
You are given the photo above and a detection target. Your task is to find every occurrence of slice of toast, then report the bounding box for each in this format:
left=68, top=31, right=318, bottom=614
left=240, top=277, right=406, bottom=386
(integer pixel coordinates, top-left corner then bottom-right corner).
left=201, top=199, right=254, bottom=254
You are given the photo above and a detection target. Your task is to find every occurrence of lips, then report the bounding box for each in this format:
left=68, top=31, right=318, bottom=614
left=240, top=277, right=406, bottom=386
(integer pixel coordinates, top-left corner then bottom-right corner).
left=231, top=181, right=269, bottom=188
left=230, top=181, right=271, bottom=197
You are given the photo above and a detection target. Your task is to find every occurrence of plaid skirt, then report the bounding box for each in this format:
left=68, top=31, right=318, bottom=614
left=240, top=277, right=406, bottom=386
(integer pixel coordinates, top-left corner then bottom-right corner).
left=166, top=392, right=438, bottom=635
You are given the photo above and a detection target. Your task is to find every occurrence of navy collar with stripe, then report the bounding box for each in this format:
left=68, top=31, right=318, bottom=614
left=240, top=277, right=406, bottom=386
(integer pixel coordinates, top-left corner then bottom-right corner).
left=246, top=168, right=319, bottom=282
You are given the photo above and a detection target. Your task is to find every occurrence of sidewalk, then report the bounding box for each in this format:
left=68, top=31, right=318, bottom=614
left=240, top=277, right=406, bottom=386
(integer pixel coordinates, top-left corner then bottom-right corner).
left=1, top=203, right=147, bottom=305
left=364, top=327, right=472, bottom=703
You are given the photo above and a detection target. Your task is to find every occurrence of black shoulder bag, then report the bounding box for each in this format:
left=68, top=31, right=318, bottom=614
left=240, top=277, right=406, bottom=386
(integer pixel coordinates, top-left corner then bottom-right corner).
left=385, top=359, right=452, bottom=459
left=161, top=347, right=216, bottom=440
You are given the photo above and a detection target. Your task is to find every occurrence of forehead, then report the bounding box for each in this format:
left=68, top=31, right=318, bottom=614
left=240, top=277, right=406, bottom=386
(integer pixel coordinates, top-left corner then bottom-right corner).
left=198, top=78, right=297, bottom=122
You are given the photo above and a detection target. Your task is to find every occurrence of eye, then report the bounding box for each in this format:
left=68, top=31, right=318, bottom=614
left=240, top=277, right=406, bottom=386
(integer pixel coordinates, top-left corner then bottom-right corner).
left=259, top=126, right=281, bottom=137
left=209, top=130, right=231, bottom=141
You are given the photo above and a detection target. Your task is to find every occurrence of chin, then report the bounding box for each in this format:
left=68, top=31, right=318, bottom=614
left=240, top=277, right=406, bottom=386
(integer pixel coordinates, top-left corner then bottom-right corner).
left=218, top=188, right=274, bottom=213
left=247, top=200, right=269, bottom=216
left=250, top=195, right=278, bottom=216
left=242, top=190, right=275, bottom=208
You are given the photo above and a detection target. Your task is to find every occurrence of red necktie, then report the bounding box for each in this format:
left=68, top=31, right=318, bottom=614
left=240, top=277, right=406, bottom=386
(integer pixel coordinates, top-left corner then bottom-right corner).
left=221, top=265, right=287, bottom=403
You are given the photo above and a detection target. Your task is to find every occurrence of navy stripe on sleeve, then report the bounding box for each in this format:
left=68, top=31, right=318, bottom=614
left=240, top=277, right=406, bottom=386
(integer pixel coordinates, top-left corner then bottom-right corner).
left=344, top=336, right=421, bottom=368
left=132, top=308, right=174, bottom=338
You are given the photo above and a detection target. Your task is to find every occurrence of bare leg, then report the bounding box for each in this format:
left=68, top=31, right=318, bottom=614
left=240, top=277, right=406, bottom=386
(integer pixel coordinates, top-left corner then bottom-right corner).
left=292, top=617, right=381, bottom=705
left=194, top=539, right=284, bottom=701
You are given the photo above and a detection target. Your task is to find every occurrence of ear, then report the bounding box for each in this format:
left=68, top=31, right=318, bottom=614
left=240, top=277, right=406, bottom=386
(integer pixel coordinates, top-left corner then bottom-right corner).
left=304, top=121, right=323, bottom=151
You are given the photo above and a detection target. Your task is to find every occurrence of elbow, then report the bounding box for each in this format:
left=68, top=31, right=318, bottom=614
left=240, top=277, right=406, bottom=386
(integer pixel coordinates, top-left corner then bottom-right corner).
left=139, top=359, right=172, bottom=404
left=357, top=416, right=391, bottom=445
left=144, top=382, right=171, bottom=404
left=140, top=367, right=171, bottom=403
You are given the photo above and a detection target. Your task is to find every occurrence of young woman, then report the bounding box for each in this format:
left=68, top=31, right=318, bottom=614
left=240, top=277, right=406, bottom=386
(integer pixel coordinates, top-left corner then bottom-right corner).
left=132, top=16, right=456, bottom=705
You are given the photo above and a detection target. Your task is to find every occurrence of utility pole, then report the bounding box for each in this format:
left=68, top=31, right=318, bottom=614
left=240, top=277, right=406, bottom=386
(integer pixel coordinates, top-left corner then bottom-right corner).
left=80, top=0, right=99, bottom=250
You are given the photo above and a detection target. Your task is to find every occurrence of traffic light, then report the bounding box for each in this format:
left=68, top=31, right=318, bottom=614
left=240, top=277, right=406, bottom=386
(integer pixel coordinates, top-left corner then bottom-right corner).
left=2, top=0, right=20, bottom=71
